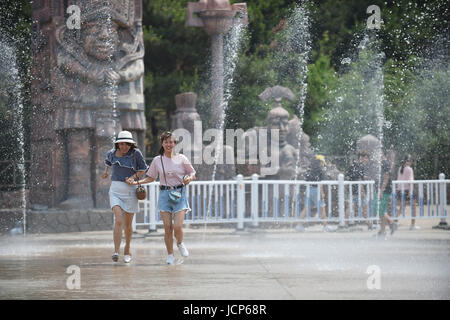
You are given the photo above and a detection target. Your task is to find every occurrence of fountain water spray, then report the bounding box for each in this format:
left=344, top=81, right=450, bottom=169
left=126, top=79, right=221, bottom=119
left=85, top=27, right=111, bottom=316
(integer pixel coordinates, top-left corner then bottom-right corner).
left=270, top=2, right=312, bottom=215
left=287, top=3, right=312, bottom=182
left=0, top=38, right=27, bottom=235
left=105, top=12, right=120, bottom=144
left=187, top=1, right=248, bottom=224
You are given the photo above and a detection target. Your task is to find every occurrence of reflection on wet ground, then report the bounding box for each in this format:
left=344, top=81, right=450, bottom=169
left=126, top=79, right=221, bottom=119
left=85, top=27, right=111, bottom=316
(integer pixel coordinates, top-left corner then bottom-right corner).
left=0, top=220, right=449, bottom=299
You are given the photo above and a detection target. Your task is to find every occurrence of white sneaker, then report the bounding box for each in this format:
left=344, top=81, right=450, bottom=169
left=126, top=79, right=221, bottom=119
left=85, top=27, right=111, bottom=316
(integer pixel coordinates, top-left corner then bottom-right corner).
left=323, top=225, right=335, bottom=232
left=112, top=253, right=119, bottom=262
left=166, top=254, right=175, bottom=265
left=124, top=255, right=132, bottom=263
left=177, top=242, right=189, bottom=257
left=409, top=225, right=421, bottom=230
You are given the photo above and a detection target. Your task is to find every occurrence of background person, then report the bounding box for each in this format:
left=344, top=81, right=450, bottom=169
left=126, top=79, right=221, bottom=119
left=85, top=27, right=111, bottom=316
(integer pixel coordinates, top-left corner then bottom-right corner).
left=102, top=130, right=148, bottom=263
left=374, top=153, right=395, bottom=237
left=296, top=155, right=334, bottom=232
left=127, top=131, right=196, bottom=265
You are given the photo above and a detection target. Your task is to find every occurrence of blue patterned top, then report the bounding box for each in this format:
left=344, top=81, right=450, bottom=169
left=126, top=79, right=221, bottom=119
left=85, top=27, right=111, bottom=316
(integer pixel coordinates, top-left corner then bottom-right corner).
left=105, top=148, right=148, bottom=182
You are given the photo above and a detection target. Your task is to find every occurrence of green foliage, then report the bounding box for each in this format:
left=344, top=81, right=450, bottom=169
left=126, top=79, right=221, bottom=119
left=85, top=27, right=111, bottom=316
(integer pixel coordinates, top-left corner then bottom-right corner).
left=2, top=0, right=449, bottom=180
left=393, top=62, right=450, bottom=178
left=316, top=34, right=385, bottom=160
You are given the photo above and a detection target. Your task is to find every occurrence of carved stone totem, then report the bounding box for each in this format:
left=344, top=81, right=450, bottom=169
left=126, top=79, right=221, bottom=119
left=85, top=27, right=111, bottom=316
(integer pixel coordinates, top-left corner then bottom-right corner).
left=30, top=0, right=145, bottom=209
left=258, top=86, right=298, bottom=180
left=356, top=134, right=382, bottom=182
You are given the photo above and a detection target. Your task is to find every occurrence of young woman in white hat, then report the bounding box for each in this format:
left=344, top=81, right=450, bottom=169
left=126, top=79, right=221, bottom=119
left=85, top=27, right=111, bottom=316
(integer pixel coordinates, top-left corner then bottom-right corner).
left=101, top=130, right=148, bottom=263
left=126, top=131, right=195, bottom=265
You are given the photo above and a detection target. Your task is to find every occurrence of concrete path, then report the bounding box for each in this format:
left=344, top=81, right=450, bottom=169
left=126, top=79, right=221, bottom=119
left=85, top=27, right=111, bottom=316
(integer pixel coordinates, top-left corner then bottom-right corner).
left=0, top=219, right=449, bottom=300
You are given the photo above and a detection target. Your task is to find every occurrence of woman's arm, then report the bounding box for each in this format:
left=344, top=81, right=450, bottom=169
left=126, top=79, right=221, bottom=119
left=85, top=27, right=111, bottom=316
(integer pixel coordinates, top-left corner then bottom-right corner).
left=129, top=170, right=146, bottom=181
left=181, top=154, right=196, bottom=185
left=101, top=166, right=110, bottom=179
left=183, top=173, right=195, bottom=185
left=126, top=175, right=155, bottom=185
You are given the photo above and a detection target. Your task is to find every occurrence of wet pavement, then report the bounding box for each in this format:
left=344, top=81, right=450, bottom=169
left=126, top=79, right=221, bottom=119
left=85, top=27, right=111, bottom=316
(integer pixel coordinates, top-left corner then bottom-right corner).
left=0, top=219, right=449, bottom=300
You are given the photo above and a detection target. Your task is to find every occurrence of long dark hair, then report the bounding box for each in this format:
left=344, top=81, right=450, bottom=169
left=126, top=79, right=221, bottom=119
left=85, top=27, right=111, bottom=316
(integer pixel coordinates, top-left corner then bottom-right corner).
left=400, top=154, right=412, bottom=174
left=158, top=131, right=178, bottom=156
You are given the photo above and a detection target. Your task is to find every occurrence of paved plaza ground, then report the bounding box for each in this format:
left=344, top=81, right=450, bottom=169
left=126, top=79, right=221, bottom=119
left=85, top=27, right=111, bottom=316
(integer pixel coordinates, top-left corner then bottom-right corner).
left=0, top=219, right=449, bottom=300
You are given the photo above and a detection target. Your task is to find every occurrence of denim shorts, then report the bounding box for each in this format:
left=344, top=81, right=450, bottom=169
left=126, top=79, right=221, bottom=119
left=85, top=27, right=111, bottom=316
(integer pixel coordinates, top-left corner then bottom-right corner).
left=305, top=186, right=325, bottom=208
left=347, top=194, right=369, bottom=205
left=158, top=187, right=191, bottom=214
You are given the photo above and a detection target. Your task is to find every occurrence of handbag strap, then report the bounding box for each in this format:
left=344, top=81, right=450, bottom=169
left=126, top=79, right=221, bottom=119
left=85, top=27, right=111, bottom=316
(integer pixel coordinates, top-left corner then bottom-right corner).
left=160, top=155, right=185, bottom=189
left=160, top=155, right=169, bottom=186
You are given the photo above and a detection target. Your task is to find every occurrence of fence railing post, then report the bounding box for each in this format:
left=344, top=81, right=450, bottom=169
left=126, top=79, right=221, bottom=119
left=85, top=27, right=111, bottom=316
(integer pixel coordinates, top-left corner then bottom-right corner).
left=148, top=183, right=157, bottom=233
left=251, top=174, right=259, bottom=227
left=338, top=174, right=345, bottom=228
left=236, top=174, right=245, bottom=230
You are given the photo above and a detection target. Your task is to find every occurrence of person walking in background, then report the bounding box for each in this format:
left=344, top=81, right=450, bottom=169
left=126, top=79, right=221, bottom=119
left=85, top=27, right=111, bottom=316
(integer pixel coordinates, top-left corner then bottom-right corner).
left=127, top=131, right=196, bottom=265
left=101, top=131, right=148, bottom=263
left=395, top=154, right=420, bottom=230
left=296, top=155, right=334, bottom=232
left=344, top=150, right=374, bottom=230
left=374, top=152, right=395, bottom=238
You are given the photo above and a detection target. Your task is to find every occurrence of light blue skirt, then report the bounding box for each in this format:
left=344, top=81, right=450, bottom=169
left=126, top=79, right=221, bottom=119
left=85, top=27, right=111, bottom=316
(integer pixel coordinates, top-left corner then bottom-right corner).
left=109, top=181, right=139, bottom=213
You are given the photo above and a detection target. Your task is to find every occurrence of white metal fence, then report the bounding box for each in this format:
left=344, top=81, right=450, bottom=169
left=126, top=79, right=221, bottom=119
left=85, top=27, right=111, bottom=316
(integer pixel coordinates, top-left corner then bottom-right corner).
left=133, top=173, right=449, bottom=231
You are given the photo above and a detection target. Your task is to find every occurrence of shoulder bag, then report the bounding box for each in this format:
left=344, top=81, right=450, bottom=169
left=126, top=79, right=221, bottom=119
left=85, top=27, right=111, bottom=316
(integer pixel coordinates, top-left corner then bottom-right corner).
left=133, top=150, right=147, bottom=200
left=160, top=156, right=183, bottom=203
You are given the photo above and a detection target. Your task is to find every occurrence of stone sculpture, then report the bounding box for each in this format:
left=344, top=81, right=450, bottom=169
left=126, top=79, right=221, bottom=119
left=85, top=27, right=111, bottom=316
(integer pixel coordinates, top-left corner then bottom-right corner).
left=30, top=0, right=145, bottom=209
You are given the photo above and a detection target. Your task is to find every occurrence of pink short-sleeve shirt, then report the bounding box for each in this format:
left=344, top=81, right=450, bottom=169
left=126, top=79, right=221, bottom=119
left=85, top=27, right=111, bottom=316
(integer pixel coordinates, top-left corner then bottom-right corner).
left=147, top=154, right=196, bottom=187
left=396, top=165, right=414, bottom=191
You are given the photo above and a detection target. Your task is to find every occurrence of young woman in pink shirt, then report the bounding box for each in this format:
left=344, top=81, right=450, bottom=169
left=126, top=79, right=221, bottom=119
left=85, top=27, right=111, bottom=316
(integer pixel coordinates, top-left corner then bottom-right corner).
left=127, top=131, right=196, bottom=264
left=395, top=154, right=419, bottom=230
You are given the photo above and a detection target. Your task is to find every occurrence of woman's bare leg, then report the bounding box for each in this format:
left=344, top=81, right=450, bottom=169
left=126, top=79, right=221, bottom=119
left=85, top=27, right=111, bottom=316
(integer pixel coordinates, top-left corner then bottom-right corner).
left=123, top=212, right=135, bottom=255
left=173, top=210, right=187, bottom=245
left=112, top=206, right=124, bottom=253
left=160, top=212, right=174, bottom=255
left=411, top=199, right=417, bottom=225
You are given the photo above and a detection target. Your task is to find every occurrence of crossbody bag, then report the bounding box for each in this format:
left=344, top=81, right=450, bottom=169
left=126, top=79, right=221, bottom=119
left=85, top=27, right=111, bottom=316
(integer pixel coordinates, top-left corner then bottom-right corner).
left=160, top=155, right=184, bottom=203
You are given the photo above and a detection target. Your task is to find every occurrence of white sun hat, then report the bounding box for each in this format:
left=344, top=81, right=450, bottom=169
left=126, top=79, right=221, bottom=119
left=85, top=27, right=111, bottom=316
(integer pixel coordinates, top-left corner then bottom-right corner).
left=114, top=130, right=137, bottom=146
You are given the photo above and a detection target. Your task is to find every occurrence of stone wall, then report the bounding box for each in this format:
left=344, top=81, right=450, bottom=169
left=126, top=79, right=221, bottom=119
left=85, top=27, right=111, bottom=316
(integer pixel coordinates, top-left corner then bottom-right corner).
left=27, top=209, right=114, bottom=233
left=0, top=209, right=113, bottom=234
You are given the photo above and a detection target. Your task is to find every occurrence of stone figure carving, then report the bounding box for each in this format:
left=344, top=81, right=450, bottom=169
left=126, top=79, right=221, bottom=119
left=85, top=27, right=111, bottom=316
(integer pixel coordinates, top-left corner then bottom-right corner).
left=172, top=92, right=202, bottom=136
left=53, top=0, right=145, bottom=208
left=287, top=115, right=314, bottom=179
left=356, top=134, right=382, bottom=182
left=259, top=86, right=298, bottom=180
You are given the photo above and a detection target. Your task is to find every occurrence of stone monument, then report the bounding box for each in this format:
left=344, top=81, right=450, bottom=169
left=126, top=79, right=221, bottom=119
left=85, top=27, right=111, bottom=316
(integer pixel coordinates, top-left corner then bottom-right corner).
left=187, top=0, right=247, bottom=130
left=171, top=92, right=236, bottom=180
left=356, top=134, right=382, bottom=182
left=30, top=0, right=145, bottom=213
left=258, top=85, right=298, bottom=180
